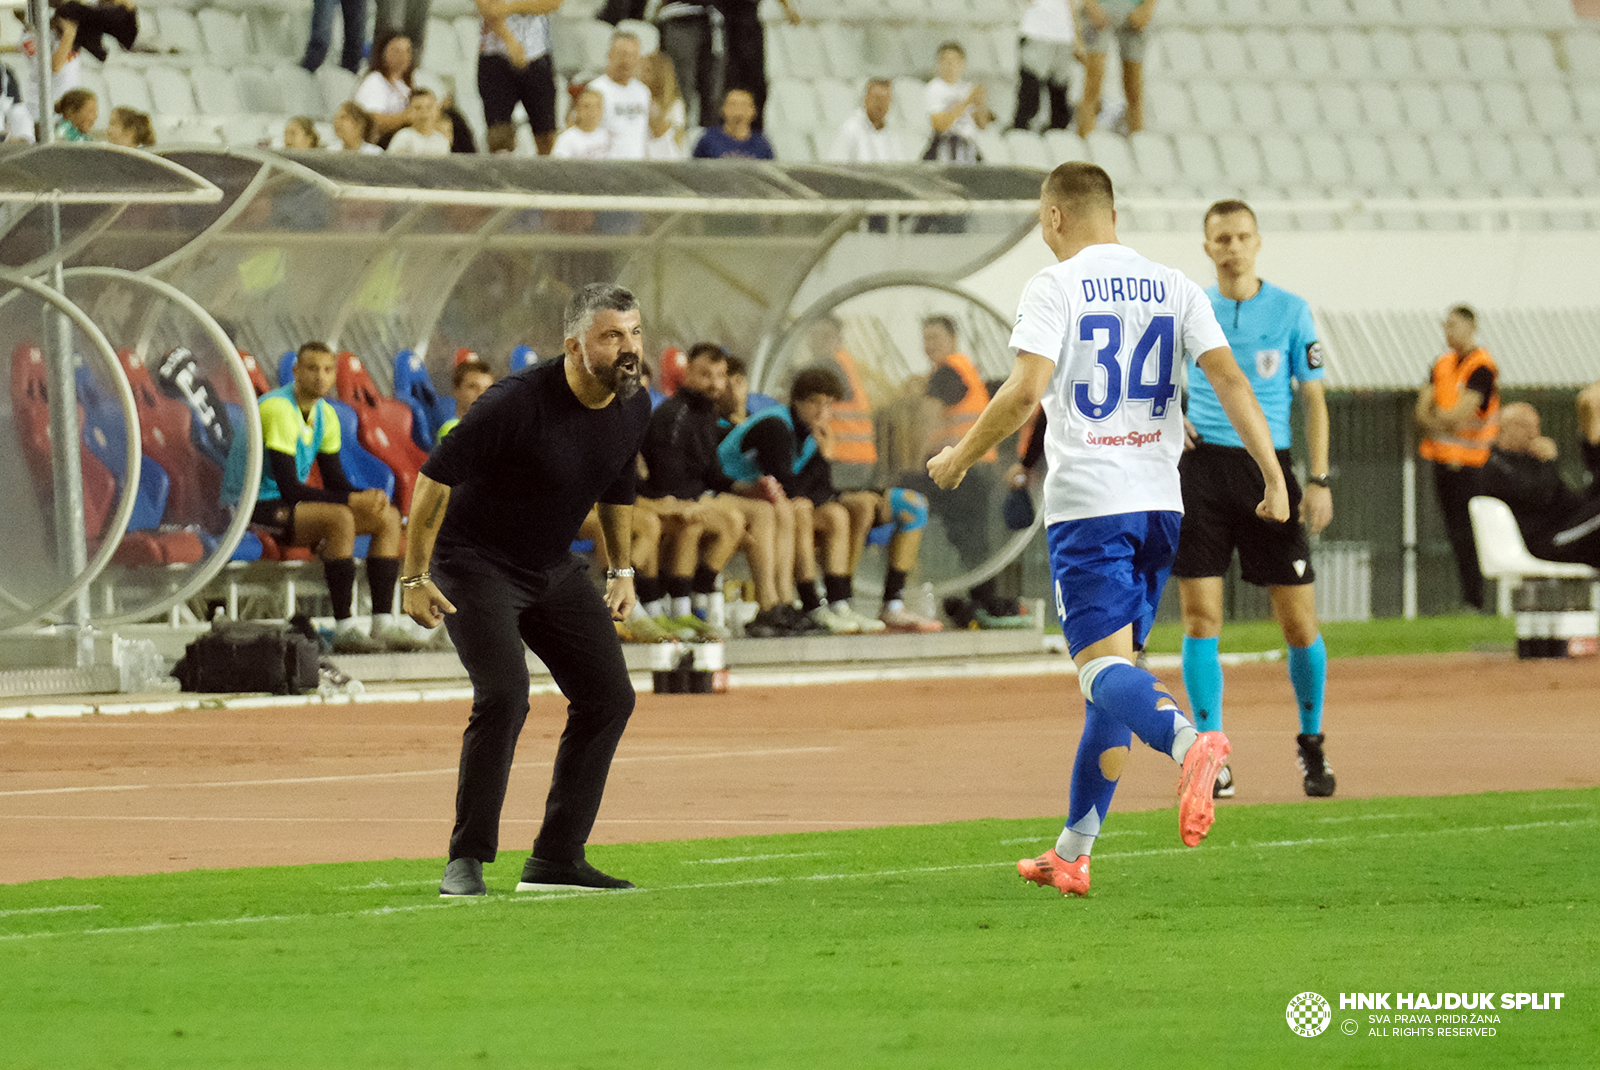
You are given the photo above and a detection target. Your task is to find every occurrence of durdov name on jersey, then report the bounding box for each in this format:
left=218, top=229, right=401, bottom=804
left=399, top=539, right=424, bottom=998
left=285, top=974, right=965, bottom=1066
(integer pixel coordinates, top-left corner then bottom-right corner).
left=1085, top=428, right=1163, bottom=448
left=1081, top=277, right=1168, bottom=304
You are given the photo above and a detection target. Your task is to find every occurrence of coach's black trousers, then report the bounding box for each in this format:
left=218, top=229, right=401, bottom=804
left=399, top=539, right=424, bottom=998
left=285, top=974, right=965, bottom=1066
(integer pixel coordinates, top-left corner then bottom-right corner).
left=1432, top=462, right=1486, bottom=611
left=436, top=553, right=635, bottom=865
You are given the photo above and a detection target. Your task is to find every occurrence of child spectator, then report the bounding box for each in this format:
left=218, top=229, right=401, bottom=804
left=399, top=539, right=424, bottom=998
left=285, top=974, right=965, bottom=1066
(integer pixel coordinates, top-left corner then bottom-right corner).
left=283, top=116, right=322, bottom=150
left=333, top=101, right=382, bottom=152
left=641, top=50, right=687, bottom=160
left=353, top=30, right=416, bottom=144
left=692, top=88, right=774, bottom=160
left=106, top=105, right=153, bottom=148
left=53, top=87, right=96, bottom=141
left=551, top=86, right=612, bottom=159
left=924, top=41, right=991, bottom=163
left=386, top=88, right=452, bottom=155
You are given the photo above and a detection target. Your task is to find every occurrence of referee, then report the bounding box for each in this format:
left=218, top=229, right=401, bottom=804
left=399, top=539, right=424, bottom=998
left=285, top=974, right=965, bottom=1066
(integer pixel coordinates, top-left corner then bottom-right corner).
left=402, top=284, right=652, bottom=897
left=1174, top=201, right=1336, bottom=800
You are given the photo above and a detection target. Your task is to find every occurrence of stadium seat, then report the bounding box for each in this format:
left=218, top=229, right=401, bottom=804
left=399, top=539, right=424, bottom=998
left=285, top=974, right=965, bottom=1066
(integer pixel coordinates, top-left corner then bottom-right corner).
left=1342, top=135, right=1393, bottom=189
left=1155, top=30, right=1206, bottom=78
left=1215, top=131, right=1266, bottom=188
left=1272, top=82, right=1318, bottom=130
left=814, top=78, right=859, bottom=137
left=1323, top=29, right=1373, bottom=76
left=239, top=352, right=273, bottom=397
left=315, top=66, right=357, bottom=110
left=1398, top=83, right=1447, bottom=131
left=1550, top=135, right=1598, bottom=183
left=1459, top=29, right=1513, bottom=79
left=245, top=8, right=297, bottom=61
left=1469, top=497, right=1598, bottom=588
left=1257, top=132, right=1310, bottom=187
left=1573, top=85, right=1600, bottom=130
left=425, top=17, right=465, bottom=72
left=1525, top=82, right=1577, bottom=136
left=1413, top=28, right=1465, bottom=79
left=197, top=8, right=256, bottom=68
left=509, top=346, right=538, bottom=370
left=274, top=65, right=326, bottom=118
left=1384, top=134, right=1434, bottom=188
left=1003, top=129, right=1052, bottom=170
left=102, top=68, right=154, bottom=114
left=1439, top=82, right=1488, bottom=131
left=276, top=350, right=295, bottom=387
left=191, top=66, right=245, bottom=116
left=1228, top=82, right=1278, bottom=132
left=154, top=8, right=206, bottom=55
left=817, top=24, right=867, bottom=82
left=1318, top=82, right=1363, bottom=132
left=1298, top=133, right=1351, bottom=188
left=1510, top=133, right=1558, bottom=189
left=1368, top=29, right=1417, bottom=77
left=1564, top=32, right=1600, bottom=76
left=391, top=349, right=454, bottom=449
left=1283, top=29, right=1334, bottom=78
left=1185, top=79, right=1233, bottom=127
left=12, top=343, right=120, bottom=543
left=334, top=352, right=428, bottom=513
left=1240, top=28, right=1292, bottom=78
left=146, top=67, right=198, bottom=117
left=1354, top=83, right=1402, bottom=132
left=1085, top=131, right=1137, bottom=187
left=1144, top=81, right=1194, bottom=132
left=236, top=68, right=285, bottom=115
left=1481, top=82, right=1532, bottom=131
left=1043, top=129, right=1090, bottom=163
left=1424, top=132, right=1478, bottom=187
left=326, top=397, right=399, bottom=500
left=117, top=348, right=224, bottom=530
left=1473, top=133, right=1518, bottom=188
left=767, top=80, right=819, bottom=137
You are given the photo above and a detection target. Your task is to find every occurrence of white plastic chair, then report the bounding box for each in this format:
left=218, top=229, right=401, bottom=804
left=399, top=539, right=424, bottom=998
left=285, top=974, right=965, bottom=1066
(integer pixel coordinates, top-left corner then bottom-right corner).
left=1185, top=79, right=1234, bottom=129
left=1341, top=134, right=1392, bottom=189
left=1573, top=84, right=1600, bottom=129
left=1004, top=129, right=1053, bottom=170
left=1481, top=82, right=1531, bottom=131
left=1144, top=81, right=1194, bottom=132
left=1439, top=82, right=1488, bottom=131
left=1322, top=29, right=1371, bottom=76
left=766, top=79, right=818, bottom=135
left=1241, top=28, right=1291, bottom=78
left=274, top=64, right=327, bottom=117
left=1524, top=82, right=1577, bottom=135
left=1469, top=497, right=1598, bottom=610
left=423, top=18, right=464, bottom=73
left=1458, top=29, right=1512, bottom=79
left=818, top=24, right=867, bottom=82
left=1563, top=31, right=1600, bottom=76
left=1356, top=83, right=1404, bottom=131
left=1383, top=133, right=1434, bottom=188
left=1158, top=30, right=1208, bottom=78
left=1085, top=130, right=1137, bottom=187
left=1129, top=130, right=1179, bottom=181
left=103, top=68, right=154, bottom=115
left=236, top=67, right=285, bottom=115
left=1298, top=132, right=1350, bottom=187
left=1173, top=132, right=1224, bottom=186
left=814, top=79, right=858, bottom=135
left=1318, top=82, right=1363, bottom=132
left=146, top=67, right=199, bottom=117
left=1044, top=129, right=1091, bottom=164
left=1424, top=131, right=1476, bottom=184
left=1473, top=132, right=1518, bottom=187
left=1201, top=29, right=1248, bottom=74
left=1509, top=133, right=1558, bottom=190
left=1230, top=82, right=1279, bottom=132
left=314, top=66, right=356, bottom=109
left=191, top=65, right=245, bottom=116
left=1349, top=0, right=1399, bottom=23
left=1257, top=132, right=1309, bottom=187
left=1215, top=131, right=1265, bottom=187
left=1284, top=30, right=1334, bottom=78
left=1368, top=29, right=1417, bottom=77
left=1398, top=83, right=1447, bottom=132
left=1272, top=81, right=1318, bottom=130
left=197, top=9, right=255, bottom=68
left=155, top=9, right=207, bottom=55
left=1550, top=135, right=1599, bottom=183
left=1413, top=28, right=1465, bottom=79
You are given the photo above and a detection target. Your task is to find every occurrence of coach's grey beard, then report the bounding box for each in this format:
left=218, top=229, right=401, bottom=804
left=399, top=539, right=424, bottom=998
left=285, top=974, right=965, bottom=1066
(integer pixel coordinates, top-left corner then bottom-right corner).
left=587, top=350, right=642, bottom=400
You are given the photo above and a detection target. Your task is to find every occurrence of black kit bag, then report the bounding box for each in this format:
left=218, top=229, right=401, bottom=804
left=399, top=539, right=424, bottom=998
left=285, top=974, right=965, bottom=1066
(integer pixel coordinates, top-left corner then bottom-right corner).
left=173, top=618, right=320, bottom=695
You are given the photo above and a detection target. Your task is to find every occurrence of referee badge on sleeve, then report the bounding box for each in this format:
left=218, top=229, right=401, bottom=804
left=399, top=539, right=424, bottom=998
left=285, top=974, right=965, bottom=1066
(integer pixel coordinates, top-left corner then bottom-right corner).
left=1306, top=341, right=1324, bottom=369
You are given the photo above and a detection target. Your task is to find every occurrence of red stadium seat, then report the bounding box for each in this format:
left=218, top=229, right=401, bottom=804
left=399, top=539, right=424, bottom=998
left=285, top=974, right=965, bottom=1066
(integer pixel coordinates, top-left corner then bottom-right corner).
left=333, top=351, right=427, bottom=513
left=238, top=351, right=273, bottom=397
left=453, top=347, right=480, bottom=367
left=116, top=348, right=224, bottom=530
left=11, top=342, right=119, bottom=543
left=658, top=346, right=687, bottom=396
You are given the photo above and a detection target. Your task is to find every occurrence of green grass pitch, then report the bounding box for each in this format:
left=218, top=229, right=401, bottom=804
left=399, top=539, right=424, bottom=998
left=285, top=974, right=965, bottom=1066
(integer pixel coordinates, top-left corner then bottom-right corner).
left=2, top=788, right=1594, bottom=1070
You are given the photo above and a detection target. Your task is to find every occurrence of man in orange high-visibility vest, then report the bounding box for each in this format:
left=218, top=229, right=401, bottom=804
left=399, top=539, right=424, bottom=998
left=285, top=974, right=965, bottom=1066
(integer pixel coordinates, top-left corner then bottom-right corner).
left=1415, top=304, right=1500, bottom=611
left=807, top=315, right=879, bottom=481
left=897, top=314, right=1030, bottom=628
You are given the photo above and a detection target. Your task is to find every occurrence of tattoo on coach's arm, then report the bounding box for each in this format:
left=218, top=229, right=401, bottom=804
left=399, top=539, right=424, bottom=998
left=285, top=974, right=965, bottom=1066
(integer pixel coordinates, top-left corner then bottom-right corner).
left=422, top=495, right=446, bottom=530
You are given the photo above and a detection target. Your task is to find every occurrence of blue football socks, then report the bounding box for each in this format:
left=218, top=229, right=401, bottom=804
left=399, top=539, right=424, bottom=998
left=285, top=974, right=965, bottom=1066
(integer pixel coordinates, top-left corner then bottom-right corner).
left=1287, top=635, right=1327, bottom=736
left=1089, top=661, right=1194, bottom=759
left=1057, top=701, right=1132, bottom=861
left=1181, top=635, right=1224, bottom=733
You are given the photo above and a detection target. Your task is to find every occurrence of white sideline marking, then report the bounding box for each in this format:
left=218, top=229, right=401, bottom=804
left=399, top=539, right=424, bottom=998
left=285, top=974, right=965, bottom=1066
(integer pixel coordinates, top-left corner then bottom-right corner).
left=0, top=904, right=99, bottom=918
left=3, top=816, right=1592, bottom=944
left=682, top=852, right=828, bottom=866
left=1317, top=813, right=1403, bottom=823
left=0, top=746, right=839, bottom=798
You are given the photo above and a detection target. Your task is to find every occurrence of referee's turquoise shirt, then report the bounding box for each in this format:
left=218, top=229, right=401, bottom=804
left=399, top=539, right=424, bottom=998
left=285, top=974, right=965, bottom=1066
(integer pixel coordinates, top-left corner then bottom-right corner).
left=1188, top=280, right=1323, bottom=450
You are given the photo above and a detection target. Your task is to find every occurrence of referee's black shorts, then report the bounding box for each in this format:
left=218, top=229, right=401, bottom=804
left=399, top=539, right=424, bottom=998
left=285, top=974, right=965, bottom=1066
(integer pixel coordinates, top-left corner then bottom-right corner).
left=478, top=52, right=557, bottom=134
left=1172, top=442, right=1315, bottom=587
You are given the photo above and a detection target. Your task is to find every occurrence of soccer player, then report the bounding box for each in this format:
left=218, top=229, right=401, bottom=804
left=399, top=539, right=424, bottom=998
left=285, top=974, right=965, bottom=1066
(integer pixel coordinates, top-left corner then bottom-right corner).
left=928, top=162, right=1288, bottom=897
left=1175, top=200, right=1336, bottom=800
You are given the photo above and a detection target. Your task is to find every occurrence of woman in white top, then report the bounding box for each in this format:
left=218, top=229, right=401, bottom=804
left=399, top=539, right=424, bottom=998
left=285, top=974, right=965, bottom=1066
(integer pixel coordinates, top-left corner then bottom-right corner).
left=352, top=31, right=416, bottom=144
left=640, top=51, right=687, bottom=161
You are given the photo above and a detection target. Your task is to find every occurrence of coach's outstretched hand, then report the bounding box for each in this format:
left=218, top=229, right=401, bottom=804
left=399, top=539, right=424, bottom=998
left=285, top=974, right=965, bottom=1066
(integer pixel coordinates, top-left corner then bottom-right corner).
left=404, top=582, right=456, bottom=628
left=927, top=446, right=966, bottom=490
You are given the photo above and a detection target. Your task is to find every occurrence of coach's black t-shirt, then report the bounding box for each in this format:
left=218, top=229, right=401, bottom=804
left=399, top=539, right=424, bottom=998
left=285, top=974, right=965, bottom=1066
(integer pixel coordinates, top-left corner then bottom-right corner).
left=422, top=358, right=650, bottom=573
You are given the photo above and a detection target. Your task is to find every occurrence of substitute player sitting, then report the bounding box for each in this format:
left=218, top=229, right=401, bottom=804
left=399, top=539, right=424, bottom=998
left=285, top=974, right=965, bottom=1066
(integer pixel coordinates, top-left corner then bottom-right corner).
left=929, top=162, right=1287, bottom=897
left=254, top=342, right=417, bottom=653
left=1176, top=200, right=1336, bottom=801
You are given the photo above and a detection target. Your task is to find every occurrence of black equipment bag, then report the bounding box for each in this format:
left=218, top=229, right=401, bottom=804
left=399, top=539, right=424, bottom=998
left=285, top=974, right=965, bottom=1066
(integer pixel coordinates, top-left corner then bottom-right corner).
left=172, top=619, right=321, bottom=695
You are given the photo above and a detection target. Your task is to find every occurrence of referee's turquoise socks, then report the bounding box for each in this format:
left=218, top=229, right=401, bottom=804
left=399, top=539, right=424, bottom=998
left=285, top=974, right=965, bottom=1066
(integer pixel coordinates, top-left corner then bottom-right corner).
left=1287, top=635, right=1327, bottom=736
left=1181, top=636, right=1224, bottom=732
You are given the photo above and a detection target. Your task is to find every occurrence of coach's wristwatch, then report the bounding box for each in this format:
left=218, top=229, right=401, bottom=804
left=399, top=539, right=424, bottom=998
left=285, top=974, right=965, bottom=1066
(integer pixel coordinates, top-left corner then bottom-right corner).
left=1306, top=474, right=1331, bottom=488
left=606, top=567, right=636, bottom=579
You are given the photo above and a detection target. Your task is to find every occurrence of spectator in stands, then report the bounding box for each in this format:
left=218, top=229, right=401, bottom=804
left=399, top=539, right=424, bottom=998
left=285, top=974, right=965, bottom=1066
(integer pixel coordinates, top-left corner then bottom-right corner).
left=387, top=87, right=453, bottom=155
left=551, top=86, right=613, bottom=159
left=353, top=30, right=417, bottom=145
left=254, top=342, right=420, bottom=654
left=1416, top=304, right=1499, bottom=611
left=651, top=1, right=717, bottom=129
left=826, top=78, right=908, bottom=163
left=924, top=42, right=992, bottom=163
left=1, top=64, right=33, bottom=143
left=895, top=314, right=1028, bottom=628
left=437, top=358, right=496, bottom=442
left=333, top=100, right=382, bottom=153
left=692, top=88, right=774, bottom=159
left=283, top=116, right=322, bottom=150
left=19, top=7, right=82, bottom=119
left=1480, top=389, right=1600, bottom=567
left=52, top=87, right=96, bottom=142
left=642, top=50, right=688, bottom=160
left=589, top=31, right=652, bottom=160
left=1076, top=0, right=1154, bottom=137
left=717, top=0, right=801, bottom=132
left=105, top=105, right=153, bottom=149
left=376, top=0, right=431, bottom=61
left=301, top=0, right=368, bottom=75
left=1014, top=0, right=1077, bottom=132
left=474, top=0, right=559, bottom=155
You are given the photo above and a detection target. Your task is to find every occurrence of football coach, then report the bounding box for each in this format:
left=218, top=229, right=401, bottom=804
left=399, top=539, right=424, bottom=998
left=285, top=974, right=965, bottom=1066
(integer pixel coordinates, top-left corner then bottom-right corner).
left=402, top=283, right=652, bottom=898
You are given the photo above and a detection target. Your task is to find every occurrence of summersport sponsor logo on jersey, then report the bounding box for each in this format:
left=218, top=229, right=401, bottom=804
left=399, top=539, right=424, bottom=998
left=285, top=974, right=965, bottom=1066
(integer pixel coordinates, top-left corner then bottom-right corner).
left=1081, top=277, right=1168, bottom=303
left=1085, top=428, right=1164, bottom=448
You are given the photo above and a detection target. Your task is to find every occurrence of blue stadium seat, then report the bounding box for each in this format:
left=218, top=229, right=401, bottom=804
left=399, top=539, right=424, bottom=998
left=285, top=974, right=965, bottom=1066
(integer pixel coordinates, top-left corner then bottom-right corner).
left=392, top=349, right=454, bottom=449
left=510, top=345, right=539, bottom=371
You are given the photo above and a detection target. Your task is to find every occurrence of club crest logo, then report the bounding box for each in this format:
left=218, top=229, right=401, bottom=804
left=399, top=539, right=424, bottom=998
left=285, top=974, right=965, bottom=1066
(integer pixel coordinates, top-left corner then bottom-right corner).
left=1286, top=992, right=1333, bottom=1037
left=1255, top=348, right=1283, bottom=379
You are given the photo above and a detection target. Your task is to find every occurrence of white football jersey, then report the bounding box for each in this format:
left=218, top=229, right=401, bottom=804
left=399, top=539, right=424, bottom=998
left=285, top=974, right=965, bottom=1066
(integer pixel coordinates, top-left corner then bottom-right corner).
left=1009, top=242, right=1229, bottom=523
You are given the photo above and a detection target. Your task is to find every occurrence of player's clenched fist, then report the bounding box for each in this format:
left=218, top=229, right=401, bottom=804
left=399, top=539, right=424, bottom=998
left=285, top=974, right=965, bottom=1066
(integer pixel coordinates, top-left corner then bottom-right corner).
left=1255, top=481, right=1291, bottom=523
left=927, top=446, right=966, bottom=490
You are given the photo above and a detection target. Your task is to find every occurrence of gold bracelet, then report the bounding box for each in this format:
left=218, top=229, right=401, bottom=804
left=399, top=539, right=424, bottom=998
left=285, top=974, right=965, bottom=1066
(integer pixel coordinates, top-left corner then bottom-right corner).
left=400, top=572, right=433, bottom=590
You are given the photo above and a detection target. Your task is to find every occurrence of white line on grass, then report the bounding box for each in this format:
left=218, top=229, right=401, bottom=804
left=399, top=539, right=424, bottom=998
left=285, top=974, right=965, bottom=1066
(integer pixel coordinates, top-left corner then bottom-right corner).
left=681, top=852, right=829, bottom=865
left=0, top=746, right=839, bottom=798
left=4, top=816, right=1593, bottom=944
left=0, top=904, right=99, bottom=918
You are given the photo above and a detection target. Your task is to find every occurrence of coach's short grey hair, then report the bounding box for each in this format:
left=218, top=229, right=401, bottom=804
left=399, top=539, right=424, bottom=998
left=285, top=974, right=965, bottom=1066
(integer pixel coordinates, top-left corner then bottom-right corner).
left=563, top=283, right=638, bottom=343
